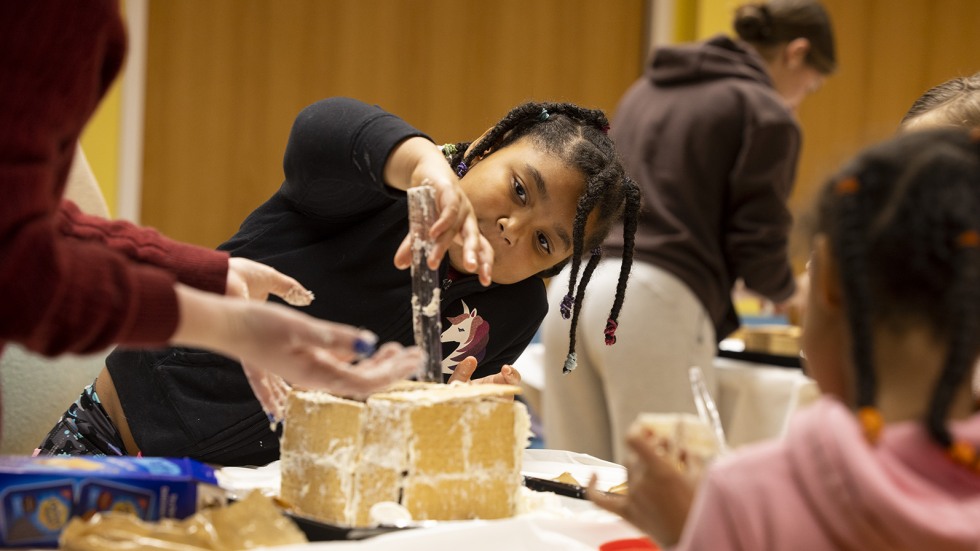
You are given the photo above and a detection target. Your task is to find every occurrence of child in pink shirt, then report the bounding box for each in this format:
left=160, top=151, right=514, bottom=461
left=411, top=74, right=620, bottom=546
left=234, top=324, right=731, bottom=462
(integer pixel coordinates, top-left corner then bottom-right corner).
left=592, top=127, right=980, bottom=550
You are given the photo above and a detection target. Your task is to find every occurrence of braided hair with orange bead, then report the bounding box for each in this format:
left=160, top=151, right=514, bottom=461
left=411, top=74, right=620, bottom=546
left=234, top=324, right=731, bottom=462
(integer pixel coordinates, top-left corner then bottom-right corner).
left=815, top=127, right=980, bottom=471
left=444, top=102, right=641, bottom=373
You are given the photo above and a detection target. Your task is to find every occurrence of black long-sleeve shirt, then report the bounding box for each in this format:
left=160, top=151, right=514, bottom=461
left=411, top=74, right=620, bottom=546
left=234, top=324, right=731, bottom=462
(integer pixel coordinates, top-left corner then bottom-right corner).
left=107, top=98, right=547, bottom=466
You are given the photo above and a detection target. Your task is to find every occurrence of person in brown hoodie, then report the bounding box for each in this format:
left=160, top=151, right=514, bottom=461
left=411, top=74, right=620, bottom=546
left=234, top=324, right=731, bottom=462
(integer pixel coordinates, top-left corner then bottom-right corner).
left=543, top=0, right=836, bottom=463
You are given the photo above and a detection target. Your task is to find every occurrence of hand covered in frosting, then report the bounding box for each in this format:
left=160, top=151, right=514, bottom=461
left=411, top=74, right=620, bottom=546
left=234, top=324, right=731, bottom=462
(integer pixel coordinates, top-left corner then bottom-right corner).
left=226, top=256, right=314, bottom=305
left=390, top=138, right=493, bottom=286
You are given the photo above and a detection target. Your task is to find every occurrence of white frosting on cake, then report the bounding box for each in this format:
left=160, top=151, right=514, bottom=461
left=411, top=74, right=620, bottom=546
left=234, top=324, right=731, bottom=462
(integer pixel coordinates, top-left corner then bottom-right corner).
left=280, top=383, right=529, bottom=526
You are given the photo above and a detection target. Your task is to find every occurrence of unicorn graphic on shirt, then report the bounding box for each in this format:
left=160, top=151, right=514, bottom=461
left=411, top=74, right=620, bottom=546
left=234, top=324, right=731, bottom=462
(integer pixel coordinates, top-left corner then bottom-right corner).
left=441, top=300, right=489, bottom=372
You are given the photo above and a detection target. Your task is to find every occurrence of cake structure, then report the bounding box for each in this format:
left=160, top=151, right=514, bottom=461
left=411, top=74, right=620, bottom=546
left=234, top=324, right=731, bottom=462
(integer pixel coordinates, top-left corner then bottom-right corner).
left=279, top=382, right=530, bottom=527
left=633, top=412, right=722, bottom=480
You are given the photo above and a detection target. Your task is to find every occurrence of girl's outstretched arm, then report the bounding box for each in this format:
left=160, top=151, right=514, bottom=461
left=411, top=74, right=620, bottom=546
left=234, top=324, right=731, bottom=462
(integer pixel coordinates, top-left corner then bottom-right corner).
left=388, top=137, right=494, bottom=286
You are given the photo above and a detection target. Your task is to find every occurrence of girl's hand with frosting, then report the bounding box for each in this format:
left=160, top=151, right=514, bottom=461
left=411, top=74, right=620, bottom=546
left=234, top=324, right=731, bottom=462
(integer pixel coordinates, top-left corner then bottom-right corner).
left=447, top=357, right=522, bottom=386
left=388, top=137, right=493, bottom=286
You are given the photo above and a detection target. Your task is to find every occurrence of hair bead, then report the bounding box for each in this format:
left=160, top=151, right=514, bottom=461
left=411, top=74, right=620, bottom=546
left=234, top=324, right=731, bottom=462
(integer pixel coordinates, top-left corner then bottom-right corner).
left=604, top=318, right=618, bottom=345
left=562, top=352, right=577, bottom=374
left=538, top=108, right=550, bottom=121
left=835, top=176, right=860, bottom=196
left=559, top=293, right=574, bottom=320
left=455, top=161, right=468, bottom=178
left=956, top=229, right=980, bottom=248
left=858, top=406, right=884, bottom=444
left=948, top=440, right=977, bottom=469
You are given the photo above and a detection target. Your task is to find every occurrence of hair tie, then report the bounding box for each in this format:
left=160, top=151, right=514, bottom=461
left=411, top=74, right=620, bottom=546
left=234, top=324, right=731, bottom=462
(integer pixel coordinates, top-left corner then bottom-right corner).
left=562, top=352, right=577, bottom=374
left=756, top=4, right=774, bottom=39
left=441, top=143, right=457, bottom=156
left=604, top=318, right=618, bottom=346
left=559, top=293, right=574, bottom=319
left=956, top=230, right=980, bottom=248
left=591, top=246, right=602, bottom=256
left=835, top=176, right=860, bottom=196
left=456, top=161, right=468, bottom=178
left=601, top=124, right=611, bottom=135
left=948, top=441, right=979, bottom=471
left=857, top=406, right=883, bottom=445
left=538, top=108, right=550, bottom=122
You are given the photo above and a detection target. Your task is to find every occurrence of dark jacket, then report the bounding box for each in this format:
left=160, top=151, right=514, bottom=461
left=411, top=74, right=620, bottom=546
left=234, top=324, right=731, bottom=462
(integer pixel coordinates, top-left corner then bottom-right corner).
left=604, top=35, right=798, bottom=340
left=108, top=98, right=547, bottom=466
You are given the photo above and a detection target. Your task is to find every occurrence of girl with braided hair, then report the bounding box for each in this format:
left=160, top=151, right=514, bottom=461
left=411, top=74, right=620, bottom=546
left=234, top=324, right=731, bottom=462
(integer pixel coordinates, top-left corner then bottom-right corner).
left=37, top=97, right=639, bottom=466
left=592, top=128, right=980, bottom=550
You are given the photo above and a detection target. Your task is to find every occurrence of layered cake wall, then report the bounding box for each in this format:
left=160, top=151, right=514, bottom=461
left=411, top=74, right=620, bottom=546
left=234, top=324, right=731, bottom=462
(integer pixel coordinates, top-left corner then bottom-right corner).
left=280, top=382, right=529, bottom=526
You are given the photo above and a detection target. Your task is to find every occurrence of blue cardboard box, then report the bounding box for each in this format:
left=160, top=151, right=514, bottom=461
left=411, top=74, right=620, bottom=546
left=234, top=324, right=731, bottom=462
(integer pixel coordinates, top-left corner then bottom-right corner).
left=0, top=455, right=223, bottom=548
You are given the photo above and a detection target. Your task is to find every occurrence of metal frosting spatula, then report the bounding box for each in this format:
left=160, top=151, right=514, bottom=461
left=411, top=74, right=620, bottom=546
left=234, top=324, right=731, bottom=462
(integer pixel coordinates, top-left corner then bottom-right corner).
left=407, top=186, right=443, bottom=382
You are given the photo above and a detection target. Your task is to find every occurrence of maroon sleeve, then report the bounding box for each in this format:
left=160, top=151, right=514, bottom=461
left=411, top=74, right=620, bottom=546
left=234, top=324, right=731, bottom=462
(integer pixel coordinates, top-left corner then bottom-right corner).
left=58, top=201, right=229, bottom=296
left=0, top=1, right=187, bottom=355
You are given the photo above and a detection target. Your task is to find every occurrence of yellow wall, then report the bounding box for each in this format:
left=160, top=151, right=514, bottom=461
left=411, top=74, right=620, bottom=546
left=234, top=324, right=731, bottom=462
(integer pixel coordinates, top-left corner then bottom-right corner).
left=77, top=0, right=128, bottom=219
left=696, top=0, right=736, bottom=38
left=79, top=78, right=121, bottom=218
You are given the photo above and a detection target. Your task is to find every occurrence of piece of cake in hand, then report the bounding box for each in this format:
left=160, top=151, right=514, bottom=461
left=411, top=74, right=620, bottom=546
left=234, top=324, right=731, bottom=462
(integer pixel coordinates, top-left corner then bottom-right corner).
left=632, top=413, right=722, bottom=482
left=279, top=382, right=530, bottom=527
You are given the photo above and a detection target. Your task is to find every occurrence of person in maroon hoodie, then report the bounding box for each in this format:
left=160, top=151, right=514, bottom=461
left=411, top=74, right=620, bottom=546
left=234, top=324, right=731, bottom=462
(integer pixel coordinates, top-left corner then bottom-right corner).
left=542, top=0, right=836, bottom=463
left=0, top=1, right=422, bottom=434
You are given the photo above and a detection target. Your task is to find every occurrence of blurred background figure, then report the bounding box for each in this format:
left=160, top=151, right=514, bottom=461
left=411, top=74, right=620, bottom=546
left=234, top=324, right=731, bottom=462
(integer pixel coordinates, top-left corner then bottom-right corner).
left=543, top=0, right=836, bottom=463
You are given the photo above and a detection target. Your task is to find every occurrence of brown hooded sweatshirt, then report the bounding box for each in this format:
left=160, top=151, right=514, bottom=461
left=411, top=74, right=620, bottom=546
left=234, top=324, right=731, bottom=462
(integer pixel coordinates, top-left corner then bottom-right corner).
left=605, top=35, right=798, bottom=340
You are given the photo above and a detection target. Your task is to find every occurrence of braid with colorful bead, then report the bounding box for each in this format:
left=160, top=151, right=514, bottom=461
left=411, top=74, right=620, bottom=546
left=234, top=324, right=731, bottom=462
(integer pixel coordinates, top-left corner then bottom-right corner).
left=439, top=102, right=640, bottom=374
left=816, top=128, right=980, bottom=471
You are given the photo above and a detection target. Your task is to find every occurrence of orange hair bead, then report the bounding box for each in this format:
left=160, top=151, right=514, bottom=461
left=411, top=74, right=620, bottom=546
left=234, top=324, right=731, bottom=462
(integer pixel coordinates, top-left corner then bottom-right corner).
left=857, top=407, right=883, bottom=444
left=956, top=230, right=980, bottom=249
left=948, top=441, right=977, bottom=468
left=834, top=176, right=860, bottom=196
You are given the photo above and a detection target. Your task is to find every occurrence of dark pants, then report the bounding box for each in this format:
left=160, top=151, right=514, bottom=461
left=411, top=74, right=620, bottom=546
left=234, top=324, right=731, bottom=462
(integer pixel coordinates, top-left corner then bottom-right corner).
left=36, top=379, right=128, bottom=456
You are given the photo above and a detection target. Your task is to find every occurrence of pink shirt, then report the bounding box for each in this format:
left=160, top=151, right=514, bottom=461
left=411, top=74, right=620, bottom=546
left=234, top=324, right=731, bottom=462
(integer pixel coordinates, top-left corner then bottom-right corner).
left=673, top=396, right=980, bottom=550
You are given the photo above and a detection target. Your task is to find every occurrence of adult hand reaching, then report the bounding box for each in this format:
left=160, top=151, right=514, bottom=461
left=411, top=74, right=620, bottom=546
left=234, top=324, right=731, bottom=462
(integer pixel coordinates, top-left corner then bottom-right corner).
left=226, top=256, right=315, bottom=305
left=171, top=284, right=419, bottom=416
left=244, top=342, right=424, bottom=422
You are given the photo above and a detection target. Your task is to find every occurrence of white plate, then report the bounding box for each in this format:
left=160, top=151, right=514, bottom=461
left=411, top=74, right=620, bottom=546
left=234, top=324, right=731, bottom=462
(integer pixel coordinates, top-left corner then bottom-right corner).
left=521, top=448, right=626, bottom=492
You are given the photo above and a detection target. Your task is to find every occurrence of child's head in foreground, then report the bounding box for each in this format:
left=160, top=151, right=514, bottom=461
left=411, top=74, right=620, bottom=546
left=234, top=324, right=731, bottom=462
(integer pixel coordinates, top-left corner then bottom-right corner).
left=804, top=127, right=980, bottom=468
left=900, top=72, right=980, bottom=132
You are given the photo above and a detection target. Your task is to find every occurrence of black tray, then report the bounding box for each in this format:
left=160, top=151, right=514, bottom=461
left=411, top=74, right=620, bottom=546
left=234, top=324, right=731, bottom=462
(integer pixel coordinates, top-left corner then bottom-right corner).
left=285, top=511, right=416, bottom=541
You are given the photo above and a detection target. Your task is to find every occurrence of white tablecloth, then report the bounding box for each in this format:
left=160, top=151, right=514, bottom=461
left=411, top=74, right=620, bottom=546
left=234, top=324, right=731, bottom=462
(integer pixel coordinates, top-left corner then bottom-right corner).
left=514, top=343, right=820, bottom=449
left=217, top=450, right=643, bottom=550
left=712, top=357, right=820, bottom=447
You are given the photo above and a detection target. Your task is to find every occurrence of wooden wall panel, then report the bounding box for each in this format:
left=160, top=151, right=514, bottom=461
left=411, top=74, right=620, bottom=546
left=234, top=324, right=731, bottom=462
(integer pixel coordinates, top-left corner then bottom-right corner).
left=141, top=0, right=646, bottom=248
left=790, top=0, right=980, bottom=264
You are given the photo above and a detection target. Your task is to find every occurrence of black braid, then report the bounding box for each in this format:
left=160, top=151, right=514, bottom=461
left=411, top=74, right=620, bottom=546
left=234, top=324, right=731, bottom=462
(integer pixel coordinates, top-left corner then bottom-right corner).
left=564, top=250, right=603, bottom=373
left=446, top=101, right=639, bottom=373
left=828, top=176, right=877, bottom=410
left=922, top=136, right=980, bottom=449
left=607, top=181, right=641, bottom=330
left=926, top=233, right=980, bottom=448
